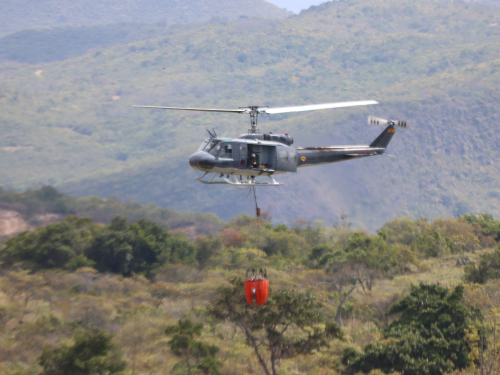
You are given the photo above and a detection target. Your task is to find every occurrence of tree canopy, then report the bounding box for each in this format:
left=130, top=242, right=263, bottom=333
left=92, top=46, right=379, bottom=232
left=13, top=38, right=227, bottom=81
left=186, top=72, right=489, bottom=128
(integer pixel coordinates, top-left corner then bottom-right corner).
left=342, top=283, right=482, bottom=375
left=165, top=318, right=221, bottom=375
left=209, top=278, right=343, bottom=375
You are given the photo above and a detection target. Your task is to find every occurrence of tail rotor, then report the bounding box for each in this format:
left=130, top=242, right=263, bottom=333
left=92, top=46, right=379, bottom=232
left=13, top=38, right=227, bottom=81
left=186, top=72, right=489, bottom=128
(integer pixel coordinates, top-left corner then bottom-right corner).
left=368, top=116, right=408, bottom=129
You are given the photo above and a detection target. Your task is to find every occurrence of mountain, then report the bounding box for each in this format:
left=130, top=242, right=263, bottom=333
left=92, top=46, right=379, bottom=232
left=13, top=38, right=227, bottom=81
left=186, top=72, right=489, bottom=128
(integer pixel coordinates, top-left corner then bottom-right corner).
left=1, top=0, right=500, bottom=228
left=0, top=23, right=195, bottom=64
left=0, top=0, right=290, bottom=37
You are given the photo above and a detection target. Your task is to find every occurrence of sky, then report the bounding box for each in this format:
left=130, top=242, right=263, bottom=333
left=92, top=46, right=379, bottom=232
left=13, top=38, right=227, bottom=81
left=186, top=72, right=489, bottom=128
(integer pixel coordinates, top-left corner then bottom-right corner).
left=266, top=0, right=327, bottom=13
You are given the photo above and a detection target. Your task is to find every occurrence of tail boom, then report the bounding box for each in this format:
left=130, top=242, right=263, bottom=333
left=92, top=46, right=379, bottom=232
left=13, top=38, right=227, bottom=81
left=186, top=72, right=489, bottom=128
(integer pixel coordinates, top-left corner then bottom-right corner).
left=296, top=124, right=397, bottom=168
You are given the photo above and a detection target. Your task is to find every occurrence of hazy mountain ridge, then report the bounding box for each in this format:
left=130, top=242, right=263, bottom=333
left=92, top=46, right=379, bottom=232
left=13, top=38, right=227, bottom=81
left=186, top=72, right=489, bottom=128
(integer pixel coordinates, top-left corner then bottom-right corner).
left=1, top=0, right=500, bottom=228
left=0, top=22, right=196, bottom=64
left=0, top=0, right=290, bottom=37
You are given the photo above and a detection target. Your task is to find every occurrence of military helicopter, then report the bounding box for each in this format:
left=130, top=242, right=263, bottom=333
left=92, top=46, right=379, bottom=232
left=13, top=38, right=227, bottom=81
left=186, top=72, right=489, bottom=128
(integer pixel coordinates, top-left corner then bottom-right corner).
left=132, top=101, right=407, bottom=187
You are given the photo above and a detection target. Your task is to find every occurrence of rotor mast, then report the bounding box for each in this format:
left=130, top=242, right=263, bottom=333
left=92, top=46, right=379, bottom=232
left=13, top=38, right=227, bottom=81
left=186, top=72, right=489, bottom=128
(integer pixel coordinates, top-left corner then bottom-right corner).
left=243, top=106, right=268, bottom=134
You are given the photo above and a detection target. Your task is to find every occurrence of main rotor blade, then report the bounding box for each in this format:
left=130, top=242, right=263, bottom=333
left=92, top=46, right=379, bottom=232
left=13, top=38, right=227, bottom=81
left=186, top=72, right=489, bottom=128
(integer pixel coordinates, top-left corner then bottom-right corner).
left=131, top=105, right=247, bottom=114
left=263, top=100, right=378, bottom=114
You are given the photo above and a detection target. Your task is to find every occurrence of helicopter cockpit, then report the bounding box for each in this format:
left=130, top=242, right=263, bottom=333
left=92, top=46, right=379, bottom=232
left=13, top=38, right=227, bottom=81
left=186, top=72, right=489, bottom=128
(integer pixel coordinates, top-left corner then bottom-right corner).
left=198, top=139, right=222, bottom=156
left=198, top=139, right=234, bottom=158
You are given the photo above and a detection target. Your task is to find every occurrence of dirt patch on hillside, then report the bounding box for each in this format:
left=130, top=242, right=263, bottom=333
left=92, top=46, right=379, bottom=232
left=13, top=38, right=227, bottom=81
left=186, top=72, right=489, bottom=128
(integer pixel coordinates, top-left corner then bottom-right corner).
left=0, top=210, right=63, bottom=238
left=0, top=209, right=31, bottom=237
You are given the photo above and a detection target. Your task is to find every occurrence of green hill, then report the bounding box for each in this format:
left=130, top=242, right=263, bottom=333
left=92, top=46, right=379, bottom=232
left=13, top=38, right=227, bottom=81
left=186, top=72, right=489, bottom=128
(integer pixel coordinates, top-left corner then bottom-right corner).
left=0, top=0, right=290, bottom=37
left=1, top=0, right=500, bottom=228
left=0, top=23, right=196, bottom=64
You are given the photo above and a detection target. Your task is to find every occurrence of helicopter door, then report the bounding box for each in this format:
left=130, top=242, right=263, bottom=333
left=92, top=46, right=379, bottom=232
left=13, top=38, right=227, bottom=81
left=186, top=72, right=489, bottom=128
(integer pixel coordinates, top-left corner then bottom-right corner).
left=239, top=144, right=247, bottom=168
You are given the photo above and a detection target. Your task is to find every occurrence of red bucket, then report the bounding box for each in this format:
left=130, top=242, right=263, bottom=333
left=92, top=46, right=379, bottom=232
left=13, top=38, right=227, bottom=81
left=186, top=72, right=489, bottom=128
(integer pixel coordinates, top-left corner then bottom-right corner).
left=245, top=277, right=269, bottom=306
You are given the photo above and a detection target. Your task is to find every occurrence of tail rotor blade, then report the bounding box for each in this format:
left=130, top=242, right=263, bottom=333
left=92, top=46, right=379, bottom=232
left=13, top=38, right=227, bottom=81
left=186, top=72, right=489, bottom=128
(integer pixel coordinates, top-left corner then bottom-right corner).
left=392, top=120, right=408, bottom=128
left=368, top=116, right=388, bottom=126
left=368, top=116, right=408, bottom=128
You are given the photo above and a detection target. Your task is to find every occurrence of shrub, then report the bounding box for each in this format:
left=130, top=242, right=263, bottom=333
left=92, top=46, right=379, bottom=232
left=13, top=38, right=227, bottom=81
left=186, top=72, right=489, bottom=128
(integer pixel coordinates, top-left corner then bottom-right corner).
left=39, top=329, right=126, bottom=375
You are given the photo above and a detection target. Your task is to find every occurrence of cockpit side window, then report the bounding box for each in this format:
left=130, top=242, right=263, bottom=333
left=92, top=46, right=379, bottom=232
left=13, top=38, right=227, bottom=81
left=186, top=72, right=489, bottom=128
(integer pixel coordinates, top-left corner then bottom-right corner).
left=219, top=143, right=233, bottom=159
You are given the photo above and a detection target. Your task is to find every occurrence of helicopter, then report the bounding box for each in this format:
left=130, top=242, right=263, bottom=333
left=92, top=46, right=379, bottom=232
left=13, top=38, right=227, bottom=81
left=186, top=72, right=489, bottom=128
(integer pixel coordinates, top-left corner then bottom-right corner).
left=132, top=101, right=407, bottom=187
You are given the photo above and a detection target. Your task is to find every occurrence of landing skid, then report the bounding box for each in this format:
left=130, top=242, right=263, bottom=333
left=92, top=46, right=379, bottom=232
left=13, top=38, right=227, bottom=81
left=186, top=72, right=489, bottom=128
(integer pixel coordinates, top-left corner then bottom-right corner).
left=196, top=173, right=283, bottom=187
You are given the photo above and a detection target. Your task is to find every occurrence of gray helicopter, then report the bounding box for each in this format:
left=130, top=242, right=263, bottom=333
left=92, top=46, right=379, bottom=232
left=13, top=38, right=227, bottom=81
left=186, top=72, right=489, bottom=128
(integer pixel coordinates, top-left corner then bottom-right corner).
left=133, top=101, right=407, bottom=186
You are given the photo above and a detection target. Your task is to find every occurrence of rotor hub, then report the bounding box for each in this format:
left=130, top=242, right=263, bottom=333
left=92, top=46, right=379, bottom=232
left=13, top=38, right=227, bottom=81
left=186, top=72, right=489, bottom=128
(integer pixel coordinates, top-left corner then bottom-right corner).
left=241, top=106, right=268, bottom=134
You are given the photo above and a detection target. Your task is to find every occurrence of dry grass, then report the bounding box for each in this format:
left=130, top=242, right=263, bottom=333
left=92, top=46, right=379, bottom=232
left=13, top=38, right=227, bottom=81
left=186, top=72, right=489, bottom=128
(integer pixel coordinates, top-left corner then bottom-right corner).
left=0, top=249, right=497, bottom=375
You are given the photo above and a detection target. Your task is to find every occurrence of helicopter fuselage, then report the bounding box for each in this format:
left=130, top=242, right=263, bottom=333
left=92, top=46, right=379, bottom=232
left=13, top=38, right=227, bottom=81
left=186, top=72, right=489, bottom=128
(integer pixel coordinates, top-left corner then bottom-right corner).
left=189, top=137, right=295, bottom=177
left=188, top=128, right=391, bottom=178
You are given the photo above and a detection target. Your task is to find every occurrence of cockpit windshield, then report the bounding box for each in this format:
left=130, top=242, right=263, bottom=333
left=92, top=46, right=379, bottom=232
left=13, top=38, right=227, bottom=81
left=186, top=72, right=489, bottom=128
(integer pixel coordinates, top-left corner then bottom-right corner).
left=198, top=139, right=210, bottom=151
left=199, top=139, right=222, bottom=156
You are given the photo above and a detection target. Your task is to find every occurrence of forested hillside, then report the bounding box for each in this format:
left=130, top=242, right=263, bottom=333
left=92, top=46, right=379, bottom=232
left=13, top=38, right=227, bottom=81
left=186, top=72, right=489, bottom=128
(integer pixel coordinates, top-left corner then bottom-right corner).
left=1, top=0, right=500, bottom=227
left=0, top=23, right=196, bottom=64
left=1, top=209, right=500, bottom=374
left=0, top=0, right=290, bottom=37
left=0, top=187, right=223, bottom=239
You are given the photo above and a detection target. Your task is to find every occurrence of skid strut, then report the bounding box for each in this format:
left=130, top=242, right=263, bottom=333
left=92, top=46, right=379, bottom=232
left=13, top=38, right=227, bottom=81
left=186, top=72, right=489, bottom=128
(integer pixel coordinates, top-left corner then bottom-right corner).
left=196, top=173, right=282, bottom=186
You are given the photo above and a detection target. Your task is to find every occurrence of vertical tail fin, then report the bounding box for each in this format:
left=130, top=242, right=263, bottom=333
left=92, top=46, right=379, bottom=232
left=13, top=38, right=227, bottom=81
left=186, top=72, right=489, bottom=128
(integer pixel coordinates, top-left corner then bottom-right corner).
left=369, top=125, right=396, bottom=148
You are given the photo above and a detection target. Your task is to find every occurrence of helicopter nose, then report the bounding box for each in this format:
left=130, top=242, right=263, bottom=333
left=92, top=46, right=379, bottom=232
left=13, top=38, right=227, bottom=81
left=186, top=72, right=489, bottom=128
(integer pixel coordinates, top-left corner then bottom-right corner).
left=188, top=151, right=215, bottom=171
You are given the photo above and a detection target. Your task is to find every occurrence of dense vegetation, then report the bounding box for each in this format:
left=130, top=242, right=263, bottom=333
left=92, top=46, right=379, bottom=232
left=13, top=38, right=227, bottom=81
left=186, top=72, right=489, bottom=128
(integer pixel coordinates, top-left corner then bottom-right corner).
left=1, top=0, right=500, bottom=227
left=343, top=284, right=481, bottom=375
left=1, top=205, right=500, bottom=373
left=0, top=0, right=289, bottom=37
left=1, top=215, right=198, bottom=277
left=0, top=186, right=223, bottom=239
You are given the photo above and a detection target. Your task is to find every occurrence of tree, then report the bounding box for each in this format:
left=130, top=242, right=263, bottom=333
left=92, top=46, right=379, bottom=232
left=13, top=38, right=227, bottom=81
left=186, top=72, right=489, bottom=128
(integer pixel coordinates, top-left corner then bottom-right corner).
left=342, top=283, right=482, bottom=375
left=307, top=243, right=334, bottom=269
left=84, top=217, right=135, bottom=275
left=165, top=319, right=221, bottom=375
left=219, top=228, right=245, bottom=248
left=262, top=230, right=308, bottom=259
left=85, top=216, right=195, bottom=277
left=195, top=235, right=222, bottom=269
left=39, top=329, right=126, bottom=375
left=291, top=219, right=322, bottom=247
left=380, top=216, right=430, bottom=247
left=464, top=246, right=500, bottom=284
left=208, top=278, right=342, bottom=375
left=1, top=216, right=95, bottom=270
left=413, top=230, right=450, bottom=258
left=321, top=251, right=359, bottom=327
left=459, top=213, right=500, bottom=241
